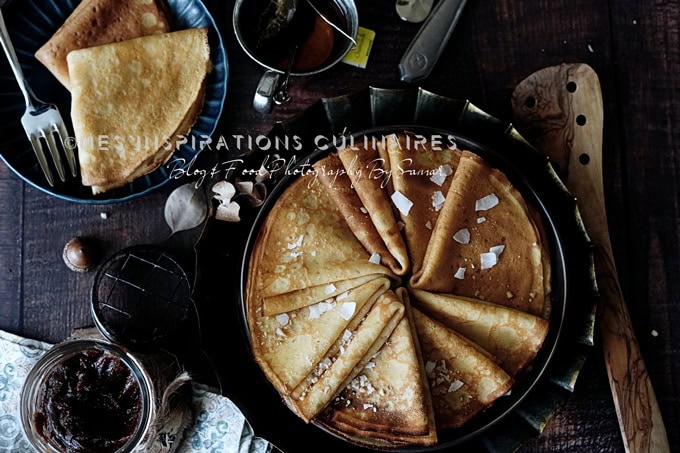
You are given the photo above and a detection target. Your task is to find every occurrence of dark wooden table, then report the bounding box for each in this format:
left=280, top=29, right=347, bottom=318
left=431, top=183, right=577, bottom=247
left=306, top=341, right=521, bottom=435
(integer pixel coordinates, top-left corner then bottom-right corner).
left=1, top=0, right=678, bottom=451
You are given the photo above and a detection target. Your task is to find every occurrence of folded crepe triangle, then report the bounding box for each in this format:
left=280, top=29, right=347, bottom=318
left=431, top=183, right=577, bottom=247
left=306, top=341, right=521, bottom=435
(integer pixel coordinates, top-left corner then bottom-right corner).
left=249, top=278, right=391, bottom=395
left=35, top=0, right=171, bottom=90
left=410, top=288, right=550, bottom=376
left=336, top=143, right=411, bottom=276
left=287, top=289, right=405, bottom=422
left=313, top=154, right=401, bottom=274
left=384, top=134, right=462, bottom=274
left=413, top=308, right=513, bottom=429
left=412, top=151, right=547, bottom=317
left=68, top=28, right=212, bottom=194
left=317, top=288, right=437, bottom=447
left=253, top=176, right=397, bottom=306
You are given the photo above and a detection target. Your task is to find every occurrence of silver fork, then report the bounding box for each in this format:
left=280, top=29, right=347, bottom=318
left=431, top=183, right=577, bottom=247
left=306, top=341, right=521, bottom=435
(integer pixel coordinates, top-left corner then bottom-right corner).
left=0, top=6, right=77, bottom=186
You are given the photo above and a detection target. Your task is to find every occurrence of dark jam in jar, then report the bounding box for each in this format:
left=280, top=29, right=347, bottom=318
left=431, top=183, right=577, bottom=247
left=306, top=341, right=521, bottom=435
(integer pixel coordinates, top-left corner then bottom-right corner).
left=34, top=347, right=142, bottom=453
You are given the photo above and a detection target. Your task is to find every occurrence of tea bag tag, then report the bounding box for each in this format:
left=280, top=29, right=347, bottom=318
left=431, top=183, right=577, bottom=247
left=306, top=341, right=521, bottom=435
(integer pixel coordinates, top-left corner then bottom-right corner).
left=342, top=27, right=376, bottom=69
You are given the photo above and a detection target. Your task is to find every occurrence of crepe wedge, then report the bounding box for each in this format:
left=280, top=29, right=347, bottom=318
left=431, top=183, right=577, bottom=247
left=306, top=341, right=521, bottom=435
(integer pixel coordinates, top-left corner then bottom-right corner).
left=68, top=28, right=212, bottom=194
left=317, top=288, right=437, bottom=448
left=410, top=288, right=550, bottom=376
left=252, top=176, right=397, bottom=315
left=385, top=133, right=462, bottom=274
left=413, top=308, right=513, bottom=429
left=247, top=277, right=391, bottom=396
left=412, top=151, right=548, bottom=317
left=35, top=0, right=171, bottom=90
left=337, top=144, right=411, bottom=276
left=286, top=290, right=405, bottom=422
left=313, top=153, right=400, bottom=274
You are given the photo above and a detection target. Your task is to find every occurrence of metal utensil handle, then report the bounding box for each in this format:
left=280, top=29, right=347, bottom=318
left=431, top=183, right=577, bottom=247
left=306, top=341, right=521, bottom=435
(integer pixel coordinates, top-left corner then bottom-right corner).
left=399, top=0, right=468, bottom=82
left=0, top=10, right=34, bottom=108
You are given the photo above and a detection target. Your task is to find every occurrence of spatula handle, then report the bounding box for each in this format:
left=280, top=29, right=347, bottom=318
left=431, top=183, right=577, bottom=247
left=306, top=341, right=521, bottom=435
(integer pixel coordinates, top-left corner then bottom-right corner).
left=511, top=63, right=670, bottom=453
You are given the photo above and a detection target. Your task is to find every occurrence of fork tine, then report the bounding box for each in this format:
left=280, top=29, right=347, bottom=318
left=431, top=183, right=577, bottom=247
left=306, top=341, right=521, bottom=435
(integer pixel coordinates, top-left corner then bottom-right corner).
left=42, top=129, right=66, bottom=182
left=27, top=133, right=54, bottom=186
left=54, top=122, right=77, bottom=177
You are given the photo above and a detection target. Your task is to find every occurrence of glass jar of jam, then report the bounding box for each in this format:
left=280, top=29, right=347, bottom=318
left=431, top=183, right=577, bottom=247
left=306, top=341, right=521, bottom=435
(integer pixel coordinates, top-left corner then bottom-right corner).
left=20, top=339, right=156, bottom=453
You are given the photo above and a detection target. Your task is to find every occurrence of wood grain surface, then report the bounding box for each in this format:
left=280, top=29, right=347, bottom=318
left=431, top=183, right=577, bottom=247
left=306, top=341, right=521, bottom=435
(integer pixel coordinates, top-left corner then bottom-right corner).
left=0, top=0, right=678, bottom=451
left=512, top=63, right=670, bottom=453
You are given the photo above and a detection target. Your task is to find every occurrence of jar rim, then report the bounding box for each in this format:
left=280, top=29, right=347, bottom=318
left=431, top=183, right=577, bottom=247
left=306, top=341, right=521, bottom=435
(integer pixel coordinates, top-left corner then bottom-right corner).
left=20, top=339, right=155, bottom=453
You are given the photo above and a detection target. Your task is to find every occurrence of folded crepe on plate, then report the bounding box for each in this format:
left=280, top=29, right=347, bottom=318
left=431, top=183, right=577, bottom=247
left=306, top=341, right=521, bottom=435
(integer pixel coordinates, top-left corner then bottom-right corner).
left=251, top=176, right=397, bottom=316
left=247, top=278, right=391, bottom=396
left=384, top=133, right=462, bottom=274
left=316, top=288, right=437, bottom=447
left=286, top=290, right=405, bottom=422
left=313, top=154, right=400, bottom=274
left=35, top=0, right=171, bottom=90
left=413, top=308, right=513, bottom=429
left=411, top=151, right=548, bottom=317
left=410, top=288, right=550, bottom=376
left=337, top=143, right=411, bottom=276
left=68, top=28, right=212, bottom=194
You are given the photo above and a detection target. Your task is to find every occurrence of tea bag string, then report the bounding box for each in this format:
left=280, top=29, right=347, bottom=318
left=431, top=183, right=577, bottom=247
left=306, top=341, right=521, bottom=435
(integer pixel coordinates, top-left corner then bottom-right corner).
left=306, top=0, right=357, bottom=46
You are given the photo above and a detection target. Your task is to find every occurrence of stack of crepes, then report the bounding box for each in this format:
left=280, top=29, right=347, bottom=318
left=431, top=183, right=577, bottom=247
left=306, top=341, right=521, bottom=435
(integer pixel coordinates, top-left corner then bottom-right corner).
left=245, top=133, right=552, bottom=448
left=35, top=0, right=212, bottom=194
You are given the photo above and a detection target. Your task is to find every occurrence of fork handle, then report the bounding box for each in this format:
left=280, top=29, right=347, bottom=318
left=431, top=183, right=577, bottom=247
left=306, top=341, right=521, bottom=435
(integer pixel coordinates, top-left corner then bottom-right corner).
left=0, top=10, right=35, bottom=109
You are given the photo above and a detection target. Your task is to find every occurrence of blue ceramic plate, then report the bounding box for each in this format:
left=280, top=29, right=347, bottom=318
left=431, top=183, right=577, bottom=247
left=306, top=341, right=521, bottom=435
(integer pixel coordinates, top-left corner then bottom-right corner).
left=0, top=0, right=227, bottom=204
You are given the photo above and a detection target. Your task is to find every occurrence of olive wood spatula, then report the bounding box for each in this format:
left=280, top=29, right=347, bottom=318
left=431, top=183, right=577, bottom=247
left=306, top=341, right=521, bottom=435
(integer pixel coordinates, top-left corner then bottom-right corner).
left=511, top=63, right=669, bottom=453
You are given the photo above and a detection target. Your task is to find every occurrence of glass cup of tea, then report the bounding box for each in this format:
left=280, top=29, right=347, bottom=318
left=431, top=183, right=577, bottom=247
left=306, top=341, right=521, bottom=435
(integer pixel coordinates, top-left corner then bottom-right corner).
left=233, top=0, right=359, bottom=113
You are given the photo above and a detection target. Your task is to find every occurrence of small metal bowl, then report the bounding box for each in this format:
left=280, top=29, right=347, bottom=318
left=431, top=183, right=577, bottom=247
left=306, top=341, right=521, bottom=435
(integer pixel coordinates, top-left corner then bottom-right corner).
left=91, top=245, right=192, bottom=348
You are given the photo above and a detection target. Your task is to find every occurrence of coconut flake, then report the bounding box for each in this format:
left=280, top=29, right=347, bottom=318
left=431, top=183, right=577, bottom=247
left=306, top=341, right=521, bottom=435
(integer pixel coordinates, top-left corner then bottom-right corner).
left=365, top=362, right=376, bottom=369
left=342, top=330, right=352, bottom=342
left=337, top=291, right=350, bottom=301
left=287, top=235, right=304, bottom=250
left=308, top=305, right=321, bottom=320
left=275, top=328, right=285, bottom=337
left=425, top=361, right=436, bottom=377
left=490, top=245, right=505, bottom=257
left=391, top=191, right=413, bottom=216
left=360, top=207, right=368, bottom=214
left=453, top=228, right=470, bottom=244
left=425, top=221, right=433, bottom=230
left=430, top=164, right=453, bottom=186
left=432, top=191, right=446, bottom=212
left=289, top=251, right=303, bottom=258
left=480, top=252, right=498, bottom=270
left=317, top=302, right=334, bottom=314
left=339, top=302, right=356, bottom=321
left=448, top=380, right=464, bottom=393
left=475, top=193, right=499, bottom=211
left=363, top=403, right=374, bottom=410
left=369, top=253, right=381, bottom=264
left=454, top=267, right=466, bottom=280
left=477, top=217, right=486, bottom=224
left=325, top=283, right=337, bottom=295
left=275, top=313, right=289, bottom=326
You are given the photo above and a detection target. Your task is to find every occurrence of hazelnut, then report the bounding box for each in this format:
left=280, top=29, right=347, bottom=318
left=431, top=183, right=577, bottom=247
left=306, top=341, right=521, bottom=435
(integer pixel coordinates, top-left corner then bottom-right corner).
left=63, top=237, right=97, bottom=272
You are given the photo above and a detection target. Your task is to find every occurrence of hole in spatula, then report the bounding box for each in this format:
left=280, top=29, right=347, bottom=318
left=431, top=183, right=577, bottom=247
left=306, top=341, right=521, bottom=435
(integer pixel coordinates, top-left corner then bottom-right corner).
left=525, top=96, right=536, bottom=108
left=576, top=115, right=587, bottom=126
left=579, top=153, right=590, bottom=165
left=567, top=81, right=577, bottom=93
